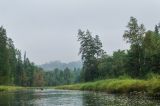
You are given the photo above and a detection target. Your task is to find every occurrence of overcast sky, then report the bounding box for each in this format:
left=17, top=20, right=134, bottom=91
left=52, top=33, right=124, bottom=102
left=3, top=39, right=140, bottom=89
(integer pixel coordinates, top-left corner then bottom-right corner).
left=0, top=0, right=160, bottom=64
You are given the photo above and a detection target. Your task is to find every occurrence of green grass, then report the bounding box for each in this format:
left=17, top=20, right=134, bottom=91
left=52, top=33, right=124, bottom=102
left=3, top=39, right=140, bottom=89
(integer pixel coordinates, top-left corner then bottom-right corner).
left=55, top=78, right=160, bottom=95
left=0, top=86, right=24, bottom=92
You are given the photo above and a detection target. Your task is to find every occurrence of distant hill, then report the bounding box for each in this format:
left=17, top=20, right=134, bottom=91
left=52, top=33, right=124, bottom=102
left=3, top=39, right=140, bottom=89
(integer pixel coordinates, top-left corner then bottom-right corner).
left=40, top=60, right=82, bottom=71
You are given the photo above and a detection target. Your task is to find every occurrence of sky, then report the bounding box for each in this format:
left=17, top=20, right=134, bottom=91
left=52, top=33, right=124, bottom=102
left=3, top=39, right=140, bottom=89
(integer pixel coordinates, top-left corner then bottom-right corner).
left=0, top=0, right=160, bottom=64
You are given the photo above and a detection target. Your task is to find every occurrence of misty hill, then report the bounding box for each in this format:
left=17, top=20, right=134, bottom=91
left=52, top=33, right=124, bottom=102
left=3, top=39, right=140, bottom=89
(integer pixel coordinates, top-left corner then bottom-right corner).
left=40, top=61, right=82, bottom=71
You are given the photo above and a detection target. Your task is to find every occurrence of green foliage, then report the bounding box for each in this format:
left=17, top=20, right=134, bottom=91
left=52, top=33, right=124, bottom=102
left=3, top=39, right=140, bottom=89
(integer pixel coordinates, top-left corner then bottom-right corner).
left=0, top=26, right=10, bottom=84
left=0, top=27, right=45, bottom=87
left=44, top=68, right=81, bottom=86
left=98, top=50, right=127, bottom=79
left=1, top=17, right=160, bottom=90
left=154, top=23, right=160, bottom=35
left=0, top=86, right=24, bottom=92
left=117, top=74, right=132, bottom=80
left=145, top=72, right=160, bottom=79
left=76, top=18, right=160, bottom=82
left=123, top=17, right=145, bottom=45
left=123, top=17, right=146, bottom=78
left=55, top=78, right=160, bottom=94
left=77, top=29, right=104, bottom=81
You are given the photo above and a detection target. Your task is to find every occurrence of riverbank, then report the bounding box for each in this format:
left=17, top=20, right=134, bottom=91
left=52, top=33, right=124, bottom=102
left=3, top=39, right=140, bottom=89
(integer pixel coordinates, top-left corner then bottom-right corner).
left=0, top=86, right=24, bottom=92
left=55, top=78, right=160, bottom=95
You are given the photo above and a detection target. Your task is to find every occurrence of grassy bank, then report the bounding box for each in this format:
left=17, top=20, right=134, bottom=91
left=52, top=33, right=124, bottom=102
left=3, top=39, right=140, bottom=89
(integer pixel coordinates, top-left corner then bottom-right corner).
left=0, top=86, right=24, bottom=92
left=55, top=78, right=160, bottom=95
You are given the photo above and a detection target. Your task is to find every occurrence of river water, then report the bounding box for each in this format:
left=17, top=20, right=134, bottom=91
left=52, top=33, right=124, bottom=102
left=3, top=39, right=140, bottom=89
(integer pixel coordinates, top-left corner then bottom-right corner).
left=0, top=89, right=159, bottom=106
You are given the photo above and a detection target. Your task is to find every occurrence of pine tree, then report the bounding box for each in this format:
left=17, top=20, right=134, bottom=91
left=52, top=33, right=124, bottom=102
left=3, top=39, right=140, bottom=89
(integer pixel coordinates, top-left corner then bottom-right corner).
left=77, top=29, right=104, bottom=81
left=123, top=17, right=145, bottom=77
left=0, top=26, right=10, bottom=84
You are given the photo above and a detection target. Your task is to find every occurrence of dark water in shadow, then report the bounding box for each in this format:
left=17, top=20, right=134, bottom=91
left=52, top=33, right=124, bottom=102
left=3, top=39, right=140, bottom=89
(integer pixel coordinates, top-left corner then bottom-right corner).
left=0, top=89, right=159, bottom=106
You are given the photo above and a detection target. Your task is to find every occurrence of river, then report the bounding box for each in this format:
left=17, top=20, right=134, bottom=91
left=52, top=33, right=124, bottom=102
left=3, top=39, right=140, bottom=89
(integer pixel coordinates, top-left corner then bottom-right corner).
left=0, top=89, right=159, bottom=106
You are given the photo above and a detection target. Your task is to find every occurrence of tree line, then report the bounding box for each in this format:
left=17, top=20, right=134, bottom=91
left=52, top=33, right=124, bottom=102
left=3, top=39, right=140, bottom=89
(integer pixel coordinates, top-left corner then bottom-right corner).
left=78, top=17, right=160, bottom=82
left=0, top=16, right=160, bottom=86
left=44, top=68, right=81, bottom=86
left=0, top=26, right=45, bottom=86
left=0, top=26, right=80, bottom=86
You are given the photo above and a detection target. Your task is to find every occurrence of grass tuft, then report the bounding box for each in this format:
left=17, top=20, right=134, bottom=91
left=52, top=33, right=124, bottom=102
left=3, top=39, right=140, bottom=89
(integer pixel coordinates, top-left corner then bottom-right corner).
left=0, top=86, right=24, bottom=92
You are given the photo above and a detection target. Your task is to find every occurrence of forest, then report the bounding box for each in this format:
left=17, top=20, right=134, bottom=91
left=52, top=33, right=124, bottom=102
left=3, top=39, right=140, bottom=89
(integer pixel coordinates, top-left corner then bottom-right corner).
left=0, top=17, right=160, bottom=87
left=78, top=17, right=160, bottom=82
left=0, top=26, right=80, bottom=86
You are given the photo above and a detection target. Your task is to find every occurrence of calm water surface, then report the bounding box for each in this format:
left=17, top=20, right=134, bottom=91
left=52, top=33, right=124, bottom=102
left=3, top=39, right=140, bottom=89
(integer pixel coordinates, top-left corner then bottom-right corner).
left=0, top=89, right=159, bottom=106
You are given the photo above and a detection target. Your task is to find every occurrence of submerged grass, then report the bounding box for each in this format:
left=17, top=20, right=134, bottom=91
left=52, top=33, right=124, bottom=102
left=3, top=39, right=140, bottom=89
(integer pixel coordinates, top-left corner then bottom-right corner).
left=0, top=86, right=24, bottom=92
left=55, top=78, right=160, bottom=94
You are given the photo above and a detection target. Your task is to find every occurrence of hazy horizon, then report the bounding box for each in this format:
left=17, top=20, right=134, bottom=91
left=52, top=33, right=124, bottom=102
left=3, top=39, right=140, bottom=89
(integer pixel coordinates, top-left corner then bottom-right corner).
left=1, top=0, right=160, bottom=64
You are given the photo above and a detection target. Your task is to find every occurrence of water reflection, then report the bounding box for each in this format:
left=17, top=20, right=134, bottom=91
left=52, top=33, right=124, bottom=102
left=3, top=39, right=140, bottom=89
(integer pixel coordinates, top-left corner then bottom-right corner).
left=0, top=89, right=159, bottom=106
left=0, top=90, right=35, bottom=106
left=82, top=91, right=160, bottom=106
